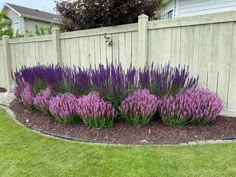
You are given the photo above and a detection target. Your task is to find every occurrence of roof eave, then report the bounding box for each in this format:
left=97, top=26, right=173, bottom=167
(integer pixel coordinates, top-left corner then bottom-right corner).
left=2, top=3, right=22, bottom=16
left=22, top=15, right=61, bottom=24
left=2, top=3, right=61, bottom=24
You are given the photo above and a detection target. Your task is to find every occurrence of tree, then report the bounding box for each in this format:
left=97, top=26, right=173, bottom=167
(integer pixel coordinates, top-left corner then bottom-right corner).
left=56, top=0, right=164, bottom=32
left=0, top=12, right=13, bottom=39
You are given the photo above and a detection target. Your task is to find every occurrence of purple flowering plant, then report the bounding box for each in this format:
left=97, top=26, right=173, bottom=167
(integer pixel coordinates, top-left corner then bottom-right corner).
left=157, top=88, right=224, bottom=126
left=90, top=63, right=138, bottom=110
left=13, top=63, right=198, bottom=105
left=49, top=93, right=80, bottom=125
left=75, top=92, right=117, bottom=128
left=139, top=64, right=199, bottom=97
left=120, top=89, right=158, bottom=125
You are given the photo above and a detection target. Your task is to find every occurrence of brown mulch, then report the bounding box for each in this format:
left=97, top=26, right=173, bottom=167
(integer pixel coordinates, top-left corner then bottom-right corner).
left=10, top=99, right=236, bottom=145
left=0, top=87, right=7, bottom=93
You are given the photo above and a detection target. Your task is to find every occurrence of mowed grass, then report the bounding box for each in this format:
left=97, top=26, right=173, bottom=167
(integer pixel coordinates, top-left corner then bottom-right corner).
left=0, top=109, right=235, bottom=177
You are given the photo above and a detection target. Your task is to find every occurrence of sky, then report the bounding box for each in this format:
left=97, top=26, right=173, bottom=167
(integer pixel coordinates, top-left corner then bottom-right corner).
left=0, top=0, right=56, bottom=14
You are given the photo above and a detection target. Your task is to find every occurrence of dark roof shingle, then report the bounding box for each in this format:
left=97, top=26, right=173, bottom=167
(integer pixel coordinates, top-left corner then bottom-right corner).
left=6, top=3, right=61, bottom=23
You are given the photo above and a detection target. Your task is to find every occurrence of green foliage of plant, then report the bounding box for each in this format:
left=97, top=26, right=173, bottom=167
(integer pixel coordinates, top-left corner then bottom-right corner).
left=0, top=12, right=13, bottom=39
left=56, top=116, right=80, bottom=125
left=12, top=24, right=56, bottom=39
left=31, top=80, right=47, bottom=96
left=123, top=114, right=152, bottom=126
left=60, top=79, right=73, bottom=93
left=25, top=104, right=36, bottom=111
left=15, top=30, right=25, bottom=38
left=161, top=117, right=188, bottom=126
left=100, top=93, right=121, bottom=112
left=84, top=118, right=113, bottom=128
left=191, top=119, right=210, bottom=126
left=35, top=24, right=54, bottom=36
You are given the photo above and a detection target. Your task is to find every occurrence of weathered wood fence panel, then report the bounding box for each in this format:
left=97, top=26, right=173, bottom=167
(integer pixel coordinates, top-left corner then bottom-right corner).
left=1, top=11, right=236, bottom=116
left=0, top=43, right=7, bottom=89
left=60, top=24, right=138, bottom=69
left=8, top=38, right=55, bottom=70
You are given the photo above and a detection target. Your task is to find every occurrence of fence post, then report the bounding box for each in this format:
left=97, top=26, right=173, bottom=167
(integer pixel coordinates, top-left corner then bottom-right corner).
left=52, top=27, right=62, bottom=65
left=138, top=14, right=149, bottom=67
left=2, top=35, right=12, bottom=92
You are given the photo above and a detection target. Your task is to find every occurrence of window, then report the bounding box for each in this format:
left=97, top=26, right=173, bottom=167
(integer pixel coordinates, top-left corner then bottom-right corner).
left=13, top=21, right=20, bottom=34
left=167, top=10, right=173, bottom=19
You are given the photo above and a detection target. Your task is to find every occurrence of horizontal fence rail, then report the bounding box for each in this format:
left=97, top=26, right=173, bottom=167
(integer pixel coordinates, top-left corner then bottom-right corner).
left=0, top=11, right=236, bottom=116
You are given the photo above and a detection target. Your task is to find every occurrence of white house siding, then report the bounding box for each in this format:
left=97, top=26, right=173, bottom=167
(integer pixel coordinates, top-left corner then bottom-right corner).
left=177, top=0, right=236, bottom=17
left=163, top=0, right=175, bottom=18
left=24, top=19, right=53, bottom=35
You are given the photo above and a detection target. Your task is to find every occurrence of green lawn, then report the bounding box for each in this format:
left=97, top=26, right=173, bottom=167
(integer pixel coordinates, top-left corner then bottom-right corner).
left=0, top=109, right=236, bottom=177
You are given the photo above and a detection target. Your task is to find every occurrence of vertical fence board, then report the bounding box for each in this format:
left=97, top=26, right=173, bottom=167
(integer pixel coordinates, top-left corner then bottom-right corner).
left=60, top=40, right=66, bottom=65
left=0, top=45, right=6, bottom=88
left=19, top=43, right=24, bottom=67
left=162, top=28, right=172, bottom=63
left=155, top=29, right=164, bottom=63
left=88, top=36, right=95, bottom=66
left=188, top=26, right=200, bottom=77
left=106, top=34, right=113, bottom=64
left=94, top=36, right=101, bottom=64
left=131, top=32, right=138, bottom=66
left=112, top=33, right=119, bottom=64
left=125, top=32, right=132, bottom=68
left=148, top=30, right=156, bottom=64
left=34, top=42, right=40, bottom=64
left=171, top=27, right=181, bottom=66
left=79, top=38, right=86, bottom=67
left=217, top=23, right=233, bottom=107
left=100, top=35, right=107, bottom=65
left=9, top=44, right=16, bottom=71
left=118, top=33, right=126, bottom=68
left=180, top=26, right=189, bottom=66
left=198, top=24, right=212, bottom=87
left=71, top=38, right=80, bottom=67
left=228, top=22, right=236, bottom=110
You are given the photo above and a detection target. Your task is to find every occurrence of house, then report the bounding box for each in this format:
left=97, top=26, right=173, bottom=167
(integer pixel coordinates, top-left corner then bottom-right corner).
left=163, top=0, right=236, bottom=18
left=1, top=3, right=61, bottom=35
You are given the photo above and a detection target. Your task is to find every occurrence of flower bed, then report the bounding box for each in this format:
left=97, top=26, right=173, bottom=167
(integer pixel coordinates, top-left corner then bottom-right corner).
left=12, top=63, right=223, bottom=128
left=10, top=99, right=236, bottom=145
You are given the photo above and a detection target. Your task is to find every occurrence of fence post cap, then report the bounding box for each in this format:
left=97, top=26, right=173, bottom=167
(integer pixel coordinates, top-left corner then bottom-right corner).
left=2, top=35, right=9, bottom=39
left=52, top=27, right=60, bottom=32
left=138, top=14, right=148, bottom=19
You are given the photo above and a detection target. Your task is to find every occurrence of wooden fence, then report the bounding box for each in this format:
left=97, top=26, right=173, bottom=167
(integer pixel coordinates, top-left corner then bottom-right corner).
left=0, top=11, right=236, bottom=116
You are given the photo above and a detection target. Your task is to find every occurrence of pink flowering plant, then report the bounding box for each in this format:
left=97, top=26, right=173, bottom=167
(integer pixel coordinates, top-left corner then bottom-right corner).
left=49, top=93, right=80, bottom=125
left=120, top=89, right=158, bottom=126
left=75, top=92, right=117, bottom=128
left=157, top=88, right=224, bottom=126
left=34, top=87, right=52, bottom=115
left=13, top=84, right=21, bottom=98
left=21, top=84, right=35, bottom=109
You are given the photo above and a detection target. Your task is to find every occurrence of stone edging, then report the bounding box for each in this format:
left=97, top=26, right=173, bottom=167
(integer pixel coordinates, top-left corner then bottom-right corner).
left=1, top=104, right=236, bottom=147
